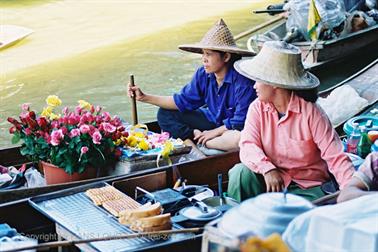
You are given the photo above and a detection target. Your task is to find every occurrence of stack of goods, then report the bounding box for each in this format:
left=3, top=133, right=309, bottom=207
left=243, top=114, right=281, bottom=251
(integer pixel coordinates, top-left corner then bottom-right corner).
left=117, top=124, right=184, bottom=160
left=119, top=202, right=172, bottom=232
left=344, top=116, right=378, bottom=159
left=85, top=186, right=141, bottom=217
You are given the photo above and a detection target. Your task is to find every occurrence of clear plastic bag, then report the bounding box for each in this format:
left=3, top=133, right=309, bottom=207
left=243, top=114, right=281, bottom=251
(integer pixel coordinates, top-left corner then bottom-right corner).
left=24, top=167, right=46, bottom=188
left=285, top=0, right=347, bottom=40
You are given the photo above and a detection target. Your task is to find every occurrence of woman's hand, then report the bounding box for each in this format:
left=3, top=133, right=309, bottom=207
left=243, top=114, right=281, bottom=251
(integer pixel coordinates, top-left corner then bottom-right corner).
left=127, top=83, right=146, bottom=101
left=194, top=128, right=223, bottom=145
left=264, top=169, right=284, bottom=192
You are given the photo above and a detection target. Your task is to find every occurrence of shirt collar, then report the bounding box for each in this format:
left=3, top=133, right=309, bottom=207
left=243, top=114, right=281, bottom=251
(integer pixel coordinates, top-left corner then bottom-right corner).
left=207, top=65, right=234, bottom=85
left=262, top=92, right=301, bottom=114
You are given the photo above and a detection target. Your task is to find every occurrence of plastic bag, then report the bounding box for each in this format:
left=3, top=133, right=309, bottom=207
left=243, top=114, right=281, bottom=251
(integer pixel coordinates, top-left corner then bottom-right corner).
left=285, top=0, right=346, bottom=40
left=317, top=85, right=369, bottom=126
left=24, top=167, right=46, bottom=188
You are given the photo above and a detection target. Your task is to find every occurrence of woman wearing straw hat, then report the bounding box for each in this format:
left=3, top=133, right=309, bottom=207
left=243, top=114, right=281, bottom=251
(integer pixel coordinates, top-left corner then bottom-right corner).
left=227, top=41, right=354, bottom=202
left=128, top=19, right=256, bottom=151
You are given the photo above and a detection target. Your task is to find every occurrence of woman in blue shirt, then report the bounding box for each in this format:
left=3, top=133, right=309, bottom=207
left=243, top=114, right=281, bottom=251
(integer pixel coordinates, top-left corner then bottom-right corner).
left=128, top=19, right=257, bottom=151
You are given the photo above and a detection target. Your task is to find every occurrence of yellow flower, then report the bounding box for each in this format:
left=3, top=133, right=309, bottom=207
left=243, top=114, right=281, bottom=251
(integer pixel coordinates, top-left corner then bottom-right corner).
left=46, top=95, right=62, bottom=107
left=127, top=135, right=138, bottom=147
left=78, top=100, right=91, bottom=110
left=133, top=132, right=146, bottom=139
left=161, top=141, right=174, bottom=159
left=138, top=140, right=149, bottom=151
left=114, top=139, right=122, bottom=146
left=49, top=113, right=61, bottom=120
left=41, top=106, right=53, bottom=117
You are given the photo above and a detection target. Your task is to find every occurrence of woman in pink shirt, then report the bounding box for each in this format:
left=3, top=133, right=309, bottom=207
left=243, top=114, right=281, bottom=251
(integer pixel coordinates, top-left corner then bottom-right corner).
left=227, top=41, right=354, bottom=202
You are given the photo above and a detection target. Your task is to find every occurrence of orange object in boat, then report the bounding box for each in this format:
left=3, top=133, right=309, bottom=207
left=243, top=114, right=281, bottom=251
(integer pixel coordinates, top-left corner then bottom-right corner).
left=368, top=131, right=378, bottom=143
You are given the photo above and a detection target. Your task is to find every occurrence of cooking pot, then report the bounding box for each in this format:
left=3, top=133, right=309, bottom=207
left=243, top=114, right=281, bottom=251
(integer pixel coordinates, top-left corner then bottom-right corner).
left=201, top=196, right=239, bottom=212
left=171, top=201, right=222, bottom=223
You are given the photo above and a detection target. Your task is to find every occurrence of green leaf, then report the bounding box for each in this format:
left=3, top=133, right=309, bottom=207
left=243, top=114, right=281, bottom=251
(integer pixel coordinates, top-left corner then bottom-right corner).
left=73, top=136, right=81, bottom=144
left=20, top=147, right=30, bottom=156
left=11, top=132, right=21, bottom=144
left=58, top=148, right=67, bottom=156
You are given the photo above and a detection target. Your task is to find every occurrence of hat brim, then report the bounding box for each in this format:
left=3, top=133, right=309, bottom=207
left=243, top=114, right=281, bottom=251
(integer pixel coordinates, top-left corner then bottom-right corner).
left=178, top=44, right=256, bottom=57
left=234, top=59, right=320, bottom=90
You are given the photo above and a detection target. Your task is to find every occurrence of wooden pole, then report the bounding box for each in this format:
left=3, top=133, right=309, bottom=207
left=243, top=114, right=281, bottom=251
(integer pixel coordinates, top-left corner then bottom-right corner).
left=130, top=74, right=138, bottom=125
left=3, top=228, right=202, bottom=252
left=234, top=16, right=284, bottom=41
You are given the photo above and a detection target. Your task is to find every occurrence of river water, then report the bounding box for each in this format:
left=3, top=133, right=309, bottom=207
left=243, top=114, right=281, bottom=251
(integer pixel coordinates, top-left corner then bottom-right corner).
left=0, top=0, right=377, bottom=148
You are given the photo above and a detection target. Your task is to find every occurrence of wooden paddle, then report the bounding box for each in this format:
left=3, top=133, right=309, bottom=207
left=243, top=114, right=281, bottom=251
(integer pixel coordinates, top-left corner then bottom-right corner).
left=2, top=228, right=202, bottom=252
left=234, top=15, right=284, bottom=41
left=129, top=74, right=139, bottom=125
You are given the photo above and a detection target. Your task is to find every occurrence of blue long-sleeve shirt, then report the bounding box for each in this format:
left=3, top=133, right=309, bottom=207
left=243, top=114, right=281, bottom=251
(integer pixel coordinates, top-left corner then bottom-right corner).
left=173, top=66, right=256, bottom=130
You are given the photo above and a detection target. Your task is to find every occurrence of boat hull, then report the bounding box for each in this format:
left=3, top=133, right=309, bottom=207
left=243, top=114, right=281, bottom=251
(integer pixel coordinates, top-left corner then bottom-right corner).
left=250, top=22, right=378, bottom=70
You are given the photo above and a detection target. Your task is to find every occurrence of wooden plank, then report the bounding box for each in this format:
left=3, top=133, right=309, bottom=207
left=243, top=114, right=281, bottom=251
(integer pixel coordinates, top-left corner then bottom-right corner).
left=112, top=171, right=167, bottom=196
left=176, top=151, right=240, bottom=192
left=0, top=145, right=28, bottom=167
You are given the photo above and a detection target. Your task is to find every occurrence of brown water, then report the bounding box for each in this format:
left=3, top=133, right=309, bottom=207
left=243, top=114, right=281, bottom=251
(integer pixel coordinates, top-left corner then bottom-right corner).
left=1, top=0, right=377, bottom=148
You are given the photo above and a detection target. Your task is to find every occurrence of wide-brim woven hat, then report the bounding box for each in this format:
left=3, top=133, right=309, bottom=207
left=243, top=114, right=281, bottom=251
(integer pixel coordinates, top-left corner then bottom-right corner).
left=178, top=19, right=255, bottom=57
left=234, top=41, right=320, bottom=90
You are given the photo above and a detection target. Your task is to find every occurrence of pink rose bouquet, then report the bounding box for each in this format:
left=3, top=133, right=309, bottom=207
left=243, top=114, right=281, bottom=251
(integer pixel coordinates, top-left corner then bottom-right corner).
left=8, top=95, right=128, bottom=174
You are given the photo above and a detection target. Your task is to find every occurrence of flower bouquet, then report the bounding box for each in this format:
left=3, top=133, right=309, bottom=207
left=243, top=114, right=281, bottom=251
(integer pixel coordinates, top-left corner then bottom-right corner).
left=8, top=95, right=127, bottom=177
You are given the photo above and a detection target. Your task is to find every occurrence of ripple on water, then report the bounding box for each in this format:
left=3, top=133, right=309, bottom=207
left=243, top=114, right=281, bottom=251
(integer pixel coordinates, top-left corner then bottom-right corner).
left=0, top=80, right=24, bottom=100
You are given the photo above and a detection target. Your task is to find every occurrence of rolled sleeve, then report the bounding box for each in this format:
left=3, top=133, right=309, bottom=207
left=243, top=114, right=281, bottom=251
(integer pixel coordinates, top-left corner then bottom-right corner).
left=222, top=118, right=232, bottom=130
left=240, top=102, right=276, bottom=174
left=173, top=68, right=205, bottom=112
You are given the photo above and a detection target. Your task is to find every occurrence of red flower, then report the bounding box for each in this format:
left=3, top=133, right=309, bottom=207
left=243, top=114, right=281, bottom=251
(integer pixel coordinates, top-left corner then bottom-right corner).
left=7, top=117, right=18, bottom=125
left=29, top=111, right=36, bottom=120
left=25, top=128, right=32, bottom=136
left=37, top=117, right=48, bottom=129
left=9, top=127, right=16, bottom=134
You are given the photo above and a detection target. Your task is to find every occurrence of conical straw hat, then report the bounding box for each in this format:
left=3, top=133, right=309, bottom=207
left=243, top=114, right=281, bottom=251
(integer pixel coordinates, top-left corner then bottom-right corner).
left=179, top=19, right=255, bottom=57
left=234, top=41, right=319, bottom=90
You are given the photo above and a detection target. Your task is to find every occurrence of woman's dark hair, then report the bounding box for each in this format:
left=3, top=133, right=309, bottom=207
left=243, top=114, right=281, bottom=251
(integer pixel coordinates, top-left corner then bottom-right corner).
left=217, top=51, right=242, bottom=66
left=290, top=87, right=319, bottom=103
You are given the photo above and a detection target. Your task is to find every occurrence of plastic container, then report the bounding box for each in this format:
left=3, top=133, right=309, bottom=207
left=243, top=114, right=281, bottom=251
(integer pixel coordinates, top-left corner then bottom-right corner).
left=357, top=126, right=372, bottom=158
left=305, top=216, right=378, bottom=252
left=368, top=131, right=378, bottom=143
left=346, top=123, right=360, bottom=154
left=343, top=116, right=378, bottom=137
left=371, top=140, right=378, bottom=152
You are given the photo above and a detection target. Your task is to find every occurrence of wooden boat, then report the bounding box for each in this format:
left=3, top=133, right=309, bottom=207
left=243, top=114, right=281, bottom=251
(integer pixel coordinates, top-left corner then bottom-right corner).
left=0, top=121, right=192, bottom=203
left=1, top=59, right=377, bottom=204
left=247, top=1, right=378, bottom=70
left=0, top=25, right=33, bottom=50
left=0, top=62, right=376, bottom=251
left=319, top=58, right=378, bottom=131
left=0, top=148, right=344, bottom=252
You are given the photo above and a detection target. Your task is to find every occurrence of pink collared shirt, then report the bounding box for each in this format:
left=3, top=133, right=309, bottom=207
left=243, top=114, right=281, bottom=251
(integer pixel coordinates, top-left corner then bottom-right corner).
left=240, top=93, right=354, bottom=189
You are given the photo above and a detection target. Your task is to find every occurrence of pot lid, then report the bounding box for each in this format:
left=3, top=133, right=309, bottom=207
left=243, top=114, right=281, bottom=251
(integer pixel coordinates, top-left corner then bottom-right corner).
left=218, top=193, right=313, bottom=238
left=180, top=202, right=222, bottom=221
